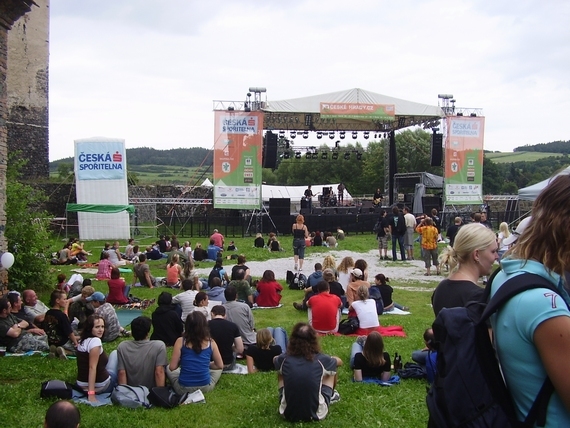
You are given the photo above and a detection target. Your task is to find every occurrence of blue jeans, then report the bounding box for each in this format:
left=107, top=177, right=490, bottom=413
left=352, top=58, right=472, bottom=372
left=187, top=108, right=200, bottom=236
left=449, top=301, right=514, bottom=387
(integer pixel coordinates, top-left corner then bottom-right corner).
left=392, top=235, right=406, bottom=261
left=350, top=342, right=363, bottom=368
left=101, top=350, right=118, bottom=393
left=267, top=327, right=288, bottom=352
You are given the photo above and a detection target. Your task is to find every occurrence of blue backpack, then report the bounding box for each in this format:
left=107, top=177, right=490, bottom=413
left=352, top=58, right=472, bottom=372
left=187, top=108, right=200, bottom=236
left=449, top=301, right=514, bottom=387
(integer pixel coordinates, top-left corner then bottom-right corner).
left=427, top=272, right=561, bottom=428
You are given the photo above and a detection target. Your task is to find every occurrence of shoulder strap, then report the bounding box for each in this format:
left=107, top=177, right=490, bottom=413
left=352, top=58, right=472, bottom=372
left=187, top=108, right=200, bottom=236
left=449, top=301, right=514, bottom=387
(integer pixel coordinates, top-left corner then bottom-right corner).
left=479, top=271, right=565, bottom=427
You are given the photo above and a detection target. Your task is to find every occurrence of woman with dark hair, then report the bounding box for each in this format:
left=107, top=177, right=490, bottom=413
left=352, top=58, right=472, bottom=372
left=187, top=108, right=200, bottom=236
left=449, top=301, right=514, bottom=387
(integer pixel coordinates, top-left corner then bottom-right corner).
left=106, top=267, right=129, bottom=305
left=96, top=251, right=113, bottom=280
left=312, top=231, right=323, bottom=247
left=274, top=323, right=342, bottom=422
left=181, top=258, right=201, bottom=291
left=349, top=331, right=391, bottom=382
left=292, top=214, right=309, bottom=272
left=490, top=175, right=570, bottom=423
left=208, top=258, right=230, bottom=287
left=192, top=292, right=210, bottom=320
left=354, top=259, right=369, bottom=282
left=75, top=314, right=118, bottom=402
left=167, top=311, right=223, bottom=395
left=255, top=270, right=283, bottom=307
left=150, top=292, right=183, bottom=346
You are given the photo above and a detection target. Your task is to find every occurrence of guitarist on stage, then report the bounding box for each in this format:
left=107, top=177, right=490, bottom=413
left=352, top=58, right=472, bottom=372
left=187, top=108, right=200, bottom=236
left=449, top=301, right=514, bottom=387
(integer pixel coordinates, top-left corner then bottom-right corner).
left=337, top=183, right=345, bottom=206
left=304, top=185, right=315, bottom=211
left=373, top=188, right=383, bottom=206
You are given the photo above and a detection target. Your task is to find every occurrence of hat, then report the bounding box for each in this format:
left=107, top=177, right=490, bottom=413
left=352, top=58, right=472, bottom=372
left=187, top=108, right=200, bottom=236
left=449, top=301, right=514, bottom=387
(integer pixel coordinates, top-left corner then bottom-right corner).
left=350, top=268, right=363, bottom=279
left=503, top=217, right=531, bottom=246
left=86, top=291, right=106, bottom=302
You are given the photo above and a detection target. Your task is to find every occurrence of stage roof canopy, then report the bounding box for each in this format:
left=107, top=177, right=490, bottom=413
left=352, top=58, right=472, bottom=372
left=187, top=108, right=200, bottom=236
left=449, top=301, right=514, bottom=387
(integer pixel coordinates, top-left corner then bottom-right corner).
left=262, top=88, right=444, bottom=132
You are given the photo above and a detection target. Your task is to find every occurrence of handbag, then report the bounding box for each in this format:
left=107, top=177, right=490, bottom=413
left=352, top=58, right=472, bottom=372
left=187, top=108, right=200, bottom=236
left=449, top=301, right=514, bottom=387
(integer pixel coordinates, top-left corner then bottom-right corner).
left=148, top=386, right=182, bottom=408
left=40, top=380, right=75, bottom=399
left=338, top=317, right=360, bottom=335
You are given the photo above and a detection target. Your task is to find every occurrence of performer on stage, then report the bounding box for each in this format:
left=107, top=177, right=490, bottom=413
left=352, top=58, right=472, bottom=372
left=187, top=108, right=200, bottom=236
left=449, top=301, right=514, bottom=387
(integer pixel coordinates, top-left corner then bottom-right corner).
left=304, top=185, right=315, bottom=211
left=337, top=183, right=345, bottom=206
left=373, top=188, right=383, bottom=206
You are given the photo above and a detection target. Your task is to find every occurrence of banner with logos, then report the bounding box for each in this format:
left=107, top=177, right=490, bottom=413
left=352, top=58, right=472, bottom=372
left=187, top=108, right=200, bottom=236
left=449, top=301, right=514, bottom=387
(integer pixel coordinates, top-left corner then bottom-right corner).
left=74, top=137, right=130, bottom=239
left=320, top=102, right=395, bottom=120
left=213, top=112, right=263, bottom=209
left=444, top=116, right=485, bottom=205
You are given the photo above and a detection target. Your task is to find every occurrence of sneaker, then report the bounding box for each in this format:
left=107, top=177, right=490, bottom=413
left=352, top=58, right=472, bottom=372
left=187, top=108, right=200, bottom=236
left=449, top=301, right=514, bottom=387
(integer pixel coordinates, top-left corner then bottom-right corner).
left=55, top=346, right=68, bottom=360
left=330, top=389, right=341, bottom=404
left=401, top=306, right=410, bottom=311
left=294, top=264, right=298, bottom=271
left=48, top=345, right=56, bottom=359
left=121, top=330, right=131, bottom=337
left=293, top=302, right=304, bottom=311
left=356, top=335, right=367, bottom=346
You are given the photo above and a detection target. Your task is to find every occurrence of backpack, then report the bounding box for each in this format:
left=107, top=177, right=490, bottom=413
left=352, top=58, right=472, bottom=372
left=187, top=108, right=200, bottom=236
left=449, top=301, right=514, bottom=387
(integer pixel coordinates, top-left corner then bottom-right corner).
left=373, top=220, right=381, bottom=234
left=397, top=362, right=427, bottom=380
left=426, top=272, right=560, bottom=428
left=338, top=317, right=359, bottom=335
left=111, top=385, right=151, bottom=409
left=368, top=286, right=384, bottom=315
left=148, top=386, right=182, bottom=409
left=287, top=271, right=307, bottom=290
left=40, top=380, right=75, bottom=399
left=208, top=267, right=223, bottom=286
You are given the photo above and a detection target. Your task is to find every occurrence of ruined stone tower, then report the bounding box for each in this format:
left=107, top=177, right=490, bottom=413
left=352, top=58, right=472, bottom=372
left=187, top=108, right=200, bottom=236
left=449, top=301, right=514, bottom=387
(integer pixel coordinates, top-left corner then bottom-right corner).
left=6, top=0, right=49, bottom=178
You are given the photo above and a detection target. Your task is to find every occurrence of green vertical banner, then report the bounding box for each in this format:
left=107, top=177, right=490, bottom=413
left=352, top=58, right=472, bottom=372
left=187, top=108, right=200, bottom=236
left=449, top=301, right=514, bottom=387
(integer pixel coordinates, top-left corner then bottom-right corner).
left=444, top=116, right=485, bottom=205
left=213, top=111, right=263, bottom=209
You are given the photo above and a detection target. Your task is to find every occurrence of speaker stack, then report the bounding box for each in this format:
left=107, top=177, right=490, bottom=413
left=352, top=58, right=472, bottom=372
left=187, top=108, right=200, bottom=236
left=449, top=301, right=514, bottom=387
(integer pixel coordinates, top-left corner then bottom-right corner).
left=430, top=133, right=443, bottom=167
left=263, top=132, right=278, bottom=169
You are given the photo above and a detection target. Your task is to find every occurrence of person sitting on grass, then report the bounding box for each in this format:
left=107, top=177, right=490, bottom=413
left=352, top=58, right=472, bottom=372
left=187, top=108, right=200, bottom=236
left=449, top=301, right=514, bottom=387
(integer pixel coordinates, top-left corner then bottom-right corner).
left=166, top=253, right=183, bottom=288
left=269, top=234, right=282, bottom=252
left=166, top=311, right=224, bottom=395
left=350, top=285, right=380, bottom=332
left=67, top=286, right=95, bottom=334
left=208, top=305, right=244, bottom=372
left=106, top=267, right=130, bottom=305
left=223, top=285, right=256, bottom=347
left=230, top=255, right=251, bottom=283
left=192, top=242, right=208, bottom=262
left=193, top=292, right=211, bottom=321
left=150, top=292, right=183, bottom=347
left=181, top=258, right=202, bottom=291
left=207, top=277, right=226, bottom=304
left=96, top=251, right=113, bottom=280
left=254, top=270, right=282, bottom=308
left=349, top=331, right=391, bottom=382
left=57, top=274, right=70, bottom=294
left=44, top=290, right=79, bottom=359
left=0, top=296, right=49, bottom=354
left=132, top=254, right=157, bottom=288
left=254, top=233, right=265, bottom=248
left=208, top=258, right=230, bottom=287
left=246, top=327, right=285, bottom=373
left=307, top=281, right=343, bottom=334
left=172, top=279, right=199, bottom=323
left=87, top=292, right=130, bottom=342
left=411, top=327, right=438, bottom=384
left=375, top=274, right=409, bottom=312
left=306, top=263, right=324, bottom=288
left=274, top=322, right=342, bottom=422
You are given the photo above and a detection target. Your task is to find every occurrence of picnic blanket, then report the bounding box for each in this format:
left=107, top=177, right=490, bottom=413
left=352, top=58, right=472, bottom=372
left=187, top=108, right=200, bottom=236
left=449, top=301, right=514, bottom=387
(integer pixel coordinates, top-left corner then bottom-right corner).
left=383, top=308, right=411, bottom=315
left=72, top=390, right=112, bottom=407
left=71, top=268, right=98, bottom=275
left=116, top=309, right=143, bottom=327
left=326, top=325, right=406, bottom=338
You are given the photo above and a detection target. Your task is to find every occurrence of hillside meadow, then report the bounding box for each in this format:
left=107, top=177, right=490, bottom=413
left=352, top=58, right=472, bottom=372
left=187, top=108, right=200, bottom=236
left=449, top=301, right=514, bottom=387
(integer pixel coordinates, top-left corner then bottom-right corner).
left=0, top=234, right=443, bottom=428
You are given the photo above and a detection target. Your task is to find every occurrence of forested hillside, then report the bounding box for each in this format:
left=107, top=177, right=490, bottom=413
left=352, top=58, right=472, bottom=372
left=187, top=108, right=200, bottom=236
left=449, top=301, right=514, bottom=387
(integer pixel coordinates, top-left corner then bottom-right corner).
left=49, top=134, right=570, bottom=195
left=514, top=140, right=570, bottom=153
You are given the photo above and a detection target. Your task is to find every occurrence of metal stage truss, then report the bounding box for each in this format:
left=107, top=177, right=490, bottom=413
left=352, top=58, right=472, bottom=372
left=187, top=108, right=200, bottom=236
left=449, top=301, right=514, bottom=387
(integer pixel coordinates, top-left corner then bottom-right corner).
left=128, top=198, right=212, bottom=205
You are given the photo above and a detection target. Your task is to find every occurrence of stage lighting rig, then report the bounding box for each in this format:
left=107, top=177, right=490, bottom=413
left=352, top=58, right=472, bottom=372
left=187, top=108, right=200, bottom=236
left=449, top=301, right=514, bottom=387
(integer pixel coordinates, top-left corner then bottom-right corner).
left=317, top=131, right=323, bottom=139
left=364, top=131, right=369, bottom=139
left=303, top=131, right=309, bottom=139
left=295, top=152, right=301, bottom=159
left=321, top=152, right=328, bottom=160
left=340, top=131, right=346, bottom=139
left=329, top=131, right=335, bottom=139
left=290, top=131, right=296, bottom=139
left=344, top=152, right=351, bottom=160
left=332, top=152, right=339, bottom=160
left=352, top=131, right=358, bottom=139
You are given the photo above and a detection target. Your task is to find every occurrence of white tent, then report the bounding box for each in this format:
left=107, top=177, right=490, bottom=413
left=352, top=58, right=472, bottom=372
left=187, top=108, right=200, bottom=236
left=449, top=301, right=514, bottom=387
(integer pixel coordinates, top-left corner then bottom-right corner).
left=201, top=178, right=214, bottom=187
left=518, top=166, right=570, bottom=201
left=262, top=184, right=352, bottom=211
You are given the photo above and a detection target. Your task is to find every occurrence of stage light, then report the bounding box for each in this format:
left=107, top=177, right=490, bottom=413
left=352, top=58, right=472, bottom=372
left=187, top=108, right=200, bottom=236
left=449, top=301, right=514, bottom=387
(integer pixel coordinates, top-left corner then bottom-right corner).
left=312, top=152, right=318, bottom=160
left=295, top=151, right=301, bottom=159
left=329, top=131, right=335, bottom=139
left=317, top=131, right=323, bottom=139
left=279, top=130, right=285, bottom=137
left=470, top=113, right=477, bottom=117
left=364, top=131, right=369, bottom=139
left=457, top=112, right=463, bottom=116
left=356, top=152, right=362, bottom=161
left=306, top=152, right=311, bottom=159
left=352, top=131, right=358, bottom=139
left=321, top=152, right=328, bottom=160
left=303, top=131, right=309, bottom=139
left=384, top=133, right=388, bottom=139
left=228, top=106, right=235, bottom=111
left=283, top=152, right=290, bottom=159
left=344, top=152, right=350, bottom=160
left=332, top=152, right=339, bottom=160
left=290, top=131, right=296, bottom=139
left=340, top=131, right=346, bottom=139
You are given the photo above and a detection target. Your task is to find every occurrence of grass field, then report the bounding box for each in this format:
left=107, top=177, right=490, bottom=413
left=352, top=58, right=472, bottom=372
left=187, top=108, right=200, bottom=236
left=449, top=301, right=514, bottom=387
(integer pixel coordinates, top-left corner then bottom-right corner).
left=0, top=234, right=443, bottom=427
left=486, top=151, right=564, bottom=163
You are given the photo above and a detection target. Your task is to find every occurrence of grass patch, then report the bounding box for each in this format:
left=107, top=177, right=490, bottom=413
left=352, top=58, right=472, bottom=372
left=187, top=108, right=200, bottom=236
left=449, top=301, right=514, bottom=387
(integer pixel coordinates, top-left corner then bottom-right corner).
left=486, top=151, right=564, bottom=163
left=0, top=234, right=439, bottom=427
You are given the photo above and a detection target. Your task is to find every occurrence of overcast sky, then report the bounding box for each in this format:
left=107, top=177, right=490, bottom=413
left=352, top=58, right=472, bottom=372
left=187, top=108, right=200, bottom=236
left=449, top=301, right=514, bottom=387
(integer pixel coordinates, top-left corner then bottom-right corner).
left=48, top=0, right=570, bottom=161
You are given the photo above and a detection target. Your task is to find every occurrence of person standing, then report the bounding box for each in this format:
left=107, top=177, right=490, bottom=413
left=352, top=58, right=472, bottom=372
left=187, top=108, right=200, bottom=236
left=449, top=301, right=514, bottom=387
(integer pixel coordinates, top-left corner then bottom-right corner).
left=389, top=206, right=407, bottom=261
left=337, top=183, right=345, bottom=206
left=416, top=217, right=440, bottom=276
left=292, top=215, right=309, bottom=272
left=446, top=216, right=462, bottom=248
left=403, top=206, right=417, bottom=261
left=376, top=209, right=390, bottom=260
left=304, top=185, right=315, bottom=211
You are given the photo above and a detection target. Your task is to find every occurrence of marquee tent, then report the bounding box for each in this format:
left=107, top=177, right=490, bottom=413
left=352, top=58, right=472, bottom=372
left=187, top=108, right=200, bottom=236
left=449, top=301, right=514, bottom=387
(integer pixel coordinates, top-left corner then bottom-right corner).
left=518, top=165, right=570, bottom=201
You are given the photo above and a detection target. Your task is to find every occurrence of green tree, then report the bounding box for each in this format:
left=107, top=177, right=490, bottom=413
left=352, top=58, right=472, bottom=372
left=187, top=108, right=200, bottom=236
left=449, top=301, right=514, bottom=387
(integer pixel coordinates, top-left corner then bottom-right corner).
left=57, top=163, right=74, bottom=181
left=5, top=157, right=51, bottom=290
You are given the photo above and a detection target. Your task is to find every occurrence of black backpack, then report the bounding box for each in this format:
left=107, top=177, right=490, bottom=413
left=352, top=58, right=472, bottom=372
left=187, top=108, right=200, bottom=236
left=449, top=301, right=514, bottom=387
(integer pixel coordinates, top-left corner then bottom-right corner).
left=427, top=272, right=561, bottom=428
left=287, top=270, right=307, bottom=290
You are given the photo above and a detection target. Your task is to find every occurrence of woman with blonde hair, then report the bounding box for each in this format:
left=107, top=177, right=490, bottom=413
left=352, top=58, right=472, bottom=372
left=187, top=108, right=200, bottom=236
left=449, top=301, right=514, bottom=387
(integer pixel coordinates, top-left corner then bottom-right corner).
left=322, top=255, right=337, bottom=275
left=431, top=223, right=498, bottom=316
left=491, top=175, right=570, bottom=424
left=497, top=222, right=511, bottom=260
left=337, top=256, right=355, bottom=292
left=292, top=214, right=309, bottom=271
left=245, top=327, right=286, bottom=373
left=350, top=284, right=380, bottom=330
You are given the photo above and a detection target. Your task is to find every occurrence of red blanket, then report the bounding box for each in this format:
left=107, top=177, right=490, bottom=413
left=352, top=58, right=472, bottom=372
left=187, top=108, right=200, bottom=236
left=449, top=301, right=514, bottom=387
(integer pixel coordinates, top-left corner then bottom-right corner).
left=320, top=325, right=406, bottom=338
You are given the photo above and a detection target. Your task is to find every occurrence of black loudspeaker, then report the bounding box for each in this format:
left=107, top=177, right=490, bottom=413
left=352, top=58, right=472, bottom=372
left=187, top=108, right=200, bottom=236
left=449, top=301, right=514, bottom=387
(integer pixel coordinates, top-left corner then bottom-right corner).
left=431, top=133, right=443, bottom=167
left=269, top=198, right=290, bottom=216
left=263, top=132, right=278, bottom=169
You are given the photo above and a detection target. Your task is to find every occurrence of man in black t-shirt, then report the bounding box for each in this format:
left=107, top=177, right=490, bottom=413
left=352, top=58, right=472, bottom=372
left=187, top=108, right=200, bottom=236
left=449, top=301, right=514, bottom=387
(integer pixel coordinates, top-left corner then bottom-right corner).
left=274, top=323, right=342, bottom=422
left=208, top=305, right=244, bottom=371
left=304, top=185, right=315, bottom=210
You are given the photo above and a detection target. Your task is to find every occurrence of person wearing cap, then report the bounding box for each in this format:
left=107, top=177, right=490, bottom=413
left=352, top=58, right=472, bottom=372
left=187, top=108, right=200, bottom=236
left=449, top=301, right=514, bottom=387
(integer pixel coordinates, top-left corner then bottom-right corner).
left=501, top=217, right=531, bottom=250
left=87, top=292, right=129, bottom=342
left=346, top=268, right=370, bottom=309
